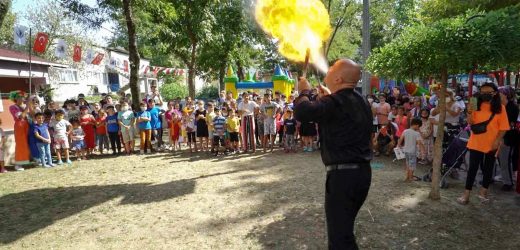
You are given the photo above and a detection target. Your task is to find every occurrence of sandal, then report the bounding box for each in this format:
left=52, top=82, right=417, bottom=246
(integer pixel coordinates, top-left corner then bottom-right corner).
left=477, top=195, right=490, bottom=203
left=457, top=196, right=469, bottom=205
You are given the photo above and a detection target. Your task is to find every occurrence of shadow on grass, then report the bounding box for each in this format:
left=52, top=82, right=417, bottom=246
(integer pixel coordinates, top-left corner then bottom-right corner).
left=0, top=164, right=275, bottom=244
left=246, top=206, right=327, bottom=249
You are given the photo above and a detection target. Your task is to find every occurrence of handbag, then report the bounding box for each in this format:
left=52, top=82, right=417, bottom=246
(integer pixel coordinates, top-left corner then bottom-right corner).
left=470, top=113, right=495, bottom=134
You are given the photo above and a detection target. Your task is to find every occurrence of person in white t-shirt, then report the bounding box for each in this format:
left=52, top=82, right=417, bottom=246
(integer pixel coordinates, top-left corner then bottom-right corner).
left=397, top=118, right=425, bottom=182
left=238, top=92, right=259, bottom=152
left=50, top=109, right=72, bottom=165
left=431, top=90, right=462, bottom=145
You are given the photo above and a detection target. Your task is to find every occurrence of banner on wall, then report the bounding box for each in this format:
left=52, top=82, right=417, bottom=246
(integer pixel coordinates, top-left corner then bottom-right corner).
left=85, top=49, right=94, bottom=64
left=91, top=53, right=104, bottom=65
left=73, top=45, right=82, bottom=62
left=14, top=25, right=27, bottom=45
left=33, top=32, right=49, bottom=53
left=55, top=39, right=67, bottom=58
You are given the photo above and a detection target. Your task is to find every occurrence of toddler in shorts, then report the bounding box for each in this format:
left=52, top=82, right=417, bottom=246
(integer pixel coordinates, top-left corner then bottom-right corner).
left=50, top=109, right=72, bottom=165
left=397, top=118, right=425, bottom=181
left=70, top=118, right=86, bottom=161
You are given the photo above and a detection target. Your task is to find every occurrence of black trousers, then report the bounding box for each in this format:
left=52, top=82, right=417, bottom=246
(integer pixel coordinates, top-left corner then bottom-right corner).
left=465, top=149, right=495, bottom=190
left=151, top=128, right=164, bottom=147
left=278, top=126, right=284, bottom=144
left=108, top=132, right=121, bottom=153
left=326, top=164, right=372, bottom=250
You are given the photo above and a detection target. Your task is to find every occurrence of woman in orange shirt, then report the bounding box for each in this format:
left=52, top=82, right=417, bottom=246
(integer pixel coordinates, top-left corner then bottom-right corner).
left=457, top=83, right=510, bottom=205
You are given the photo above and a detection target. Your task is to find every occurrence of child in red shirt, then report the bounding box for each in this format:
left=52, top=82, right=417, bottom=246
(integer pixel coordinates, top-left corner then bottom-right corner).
left=95, top=109, right=109, bottom=154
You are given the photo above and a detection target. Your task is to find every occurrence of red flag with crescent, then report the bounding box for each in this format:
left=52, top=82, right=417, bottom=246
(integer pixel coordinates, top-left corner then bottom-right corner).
left=33, top=32, right=49, bottom=53
left=73, top=45, right=82, bottom=62
left=91, top=53, right=105, bottom=65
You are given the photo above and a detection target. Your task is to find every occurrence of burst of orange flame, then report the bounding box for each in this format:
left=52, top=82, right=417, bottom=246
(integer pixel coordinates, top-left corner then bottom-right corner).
left=255, top=0, right=332, bottom=73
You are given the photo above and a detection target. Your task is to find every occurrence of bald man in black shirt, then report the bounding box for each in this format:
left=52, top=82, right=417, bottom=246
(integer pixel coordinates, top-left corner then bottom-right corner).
left=294, top=59, right=373, bottom=250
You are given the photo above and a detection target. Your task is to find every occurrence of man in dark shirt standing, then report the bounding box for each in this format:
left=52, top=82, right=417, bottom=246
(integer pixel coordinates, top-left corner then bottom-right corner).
left=294, top=59, right=372, bottom=250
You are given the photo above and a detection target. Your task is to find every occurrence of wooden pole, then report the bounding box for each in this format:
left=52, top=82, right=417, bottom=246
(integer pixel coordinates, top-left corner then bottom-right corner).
left=29, top=28, right=32, bottom=95
left=302, top=48, right=310, bottom=78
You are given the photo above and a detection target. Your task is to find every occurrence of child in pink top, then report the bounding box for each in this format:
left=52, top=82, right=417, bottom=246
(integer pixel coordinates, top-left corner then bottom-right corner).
left=395, top=106, right=408, bottom=138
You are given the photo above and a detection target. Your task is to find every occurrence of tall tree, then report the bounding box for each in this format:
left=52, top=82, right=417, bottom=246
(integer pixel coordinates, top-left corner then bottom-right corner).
left=149, top=0, right=213, bottom=98
left=0, top=0, right=10, bottom=27
left=368, top=5, right=520, bottom=199
left=0, top=10, right=15, bottom=47
left=419, top=0, right=520, bottom=22
left=61, top=0, right=142, bottom=107
left=25, top=0, right=93, bottom=62
left=122, top=0, right=140, bottom=106
left=323, top=0, right=360, bottom=60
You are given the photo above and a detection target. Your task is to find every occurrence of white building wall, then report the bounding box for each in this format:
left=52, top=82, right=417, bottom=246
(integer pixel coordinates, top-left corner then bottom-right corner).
left=49, top=49, right=151, bottom=102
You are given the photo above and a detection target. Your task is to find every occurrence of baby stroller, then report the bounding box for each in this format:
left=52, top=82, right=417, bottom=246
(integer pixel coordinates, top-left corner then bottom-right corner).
left=423, top=129, right=469, bottom=188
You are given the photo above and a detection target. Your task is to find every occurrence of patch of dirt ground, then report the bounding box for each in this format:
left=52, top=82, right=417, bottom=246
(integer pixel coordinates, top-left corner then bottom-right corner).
left=0, top=150, right=519, bottom=249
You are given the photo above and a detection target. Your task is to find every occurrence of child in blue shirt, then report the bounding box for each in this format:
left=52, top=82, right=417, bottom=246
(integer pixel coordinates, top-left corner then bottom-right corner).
left=34, top=112, right=54, bottom=167
left=212, top=108, right=227, bottom=156
left=138, top=102, right=153, bottom=154
left=147, top=99, right=163, bottom=150
left=106, top=106, right=121, bottom=155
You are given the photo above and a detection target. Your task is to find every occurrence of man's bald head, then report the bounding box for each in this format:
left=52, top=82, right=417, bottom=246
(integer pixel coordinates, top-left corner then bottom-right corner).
left=324, top=59, right=361, bottom=93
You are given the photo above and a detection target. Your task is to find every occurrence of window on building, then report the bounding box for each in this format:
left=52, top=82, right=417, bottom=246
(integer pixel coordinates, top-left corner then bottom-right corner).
left=86, top=71, right=104, bottom=85
left=57, top=69, right=79, bottom=83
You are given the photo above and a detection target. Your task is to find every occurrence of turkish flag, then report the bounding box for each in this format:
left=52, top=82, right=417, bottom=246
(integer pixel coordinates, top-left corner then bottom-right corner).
left=123, top=60, right=129, bottom=72
left=33, top=32, right=49, bottom=53
left=73, top=45, right=82, bottom=62
left=91, top=53, right=104, bottom=65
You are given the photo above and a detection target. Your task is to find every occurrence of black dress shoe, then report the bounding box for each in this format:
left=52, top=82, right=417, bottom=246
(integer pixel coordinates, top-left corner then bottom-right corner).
left=501, top=184, right=513, bottom=191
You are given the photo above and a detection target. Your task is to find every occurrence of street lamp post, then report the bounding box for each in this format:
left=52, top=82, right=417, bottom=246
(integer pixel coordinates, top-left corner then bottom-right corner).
left=361, top=0, right=371, bottom=95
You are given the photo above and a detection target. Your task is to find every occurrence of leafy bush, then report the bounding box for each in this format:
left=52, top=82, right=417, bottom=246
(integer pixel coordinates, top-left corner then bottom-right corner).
left=159, top=75, right=189, bottom=101
left=196, top=85, right=219, bottom=100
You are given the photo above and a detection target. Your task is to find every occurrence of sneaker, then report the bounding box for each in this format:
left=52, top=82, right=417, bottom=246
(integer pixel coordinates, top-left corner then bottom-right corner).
left=57, top=160, right=64, bottom=165
left=43, top=165, right=53, bottom=168
left=140, top=150, right=144, bottom=154
left=66, top=159, right=72, bottom=165
left=1, top=168, right=8, bottom=173
left=48, top=163, right=55, bottom=167
left=15, top=166, right=25, bottom=171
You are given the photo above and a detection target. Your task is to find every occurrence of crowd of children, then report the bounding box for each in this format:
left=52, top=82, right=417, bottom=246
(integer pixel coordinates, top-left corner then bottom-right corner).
left=370, top=85, right=520, bottom=196
left=0, top=89, right=320, bottom=173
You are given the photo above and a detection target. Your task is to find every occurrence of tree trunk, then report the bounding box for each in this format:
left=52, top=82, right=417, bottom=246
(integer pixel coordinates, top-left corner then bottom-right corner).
left=0, top=0, right=11, bottom=26
left=123, top=0, right=141, bottom=108
left=219, top=63, right=226, bottom=92
left=506, top=68, right=511, bottom=86
left=429, top=69, right=448, bottom=200
left=515, top=70, right=519, bottom=89
left=187, top=42, right=197, bottom=98
left=236, top=60, right=245, bottom=81
left=429, top=67, right=448, bottom=200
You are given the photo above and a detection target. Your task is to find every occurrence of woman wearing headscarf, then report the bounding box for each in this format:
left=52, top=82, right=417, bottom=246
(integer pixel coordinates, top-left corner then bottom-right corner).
left=457, top=82, right=510, bottom=204
left=497, top=86, right=519, bottom=191
left=8, top=91, right=30, bottom=171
